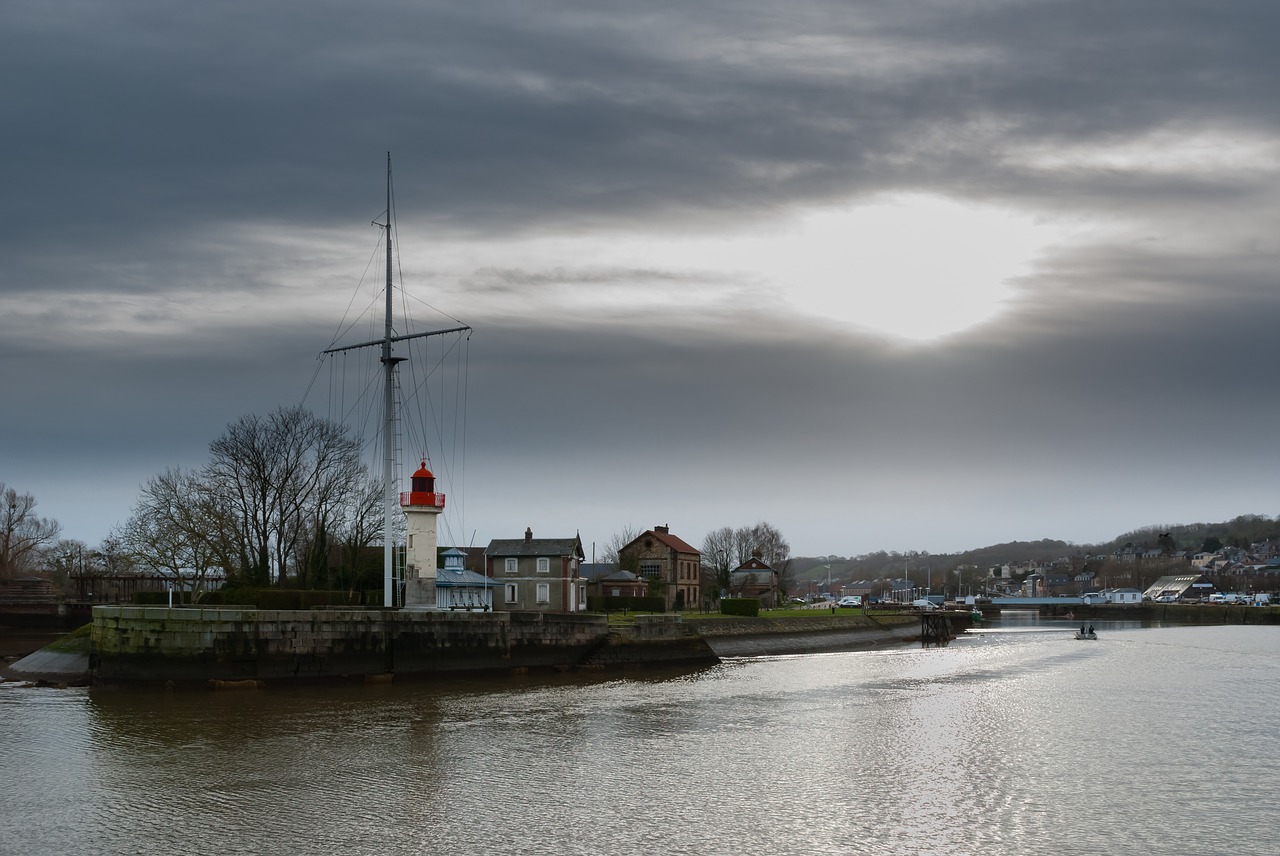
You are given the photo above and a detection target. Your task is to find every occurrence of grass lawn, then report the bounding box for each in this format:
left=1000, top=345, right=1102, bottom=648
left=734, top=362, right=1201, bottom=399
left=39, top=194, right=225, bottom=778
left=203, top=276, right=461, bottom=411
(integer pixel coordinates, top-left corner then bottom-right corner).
left=45, top=622, right=92, bottom=653
left=603, top=606, right=899, bottom=623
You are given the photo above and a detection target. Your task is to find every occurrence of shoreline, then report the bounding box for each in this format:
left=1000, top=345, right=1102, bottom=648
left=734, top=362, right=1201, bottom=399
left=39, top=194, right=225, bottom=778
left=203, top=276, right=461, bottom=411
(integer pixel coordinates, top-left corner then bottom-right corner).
left=2, top=610, right=940, bottom=688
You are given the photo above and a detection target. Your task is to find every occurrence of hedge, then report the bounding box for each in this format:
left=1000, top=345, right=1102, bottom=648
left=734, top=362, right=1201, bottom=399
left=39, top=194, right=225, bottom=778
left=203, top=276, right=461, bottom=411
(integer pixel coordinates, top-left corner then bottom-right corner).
left=719, top=598, right=760, bottom=617
left=586, top=595, right=668, bottom=613
left=136, top=589, right=383, bottom=609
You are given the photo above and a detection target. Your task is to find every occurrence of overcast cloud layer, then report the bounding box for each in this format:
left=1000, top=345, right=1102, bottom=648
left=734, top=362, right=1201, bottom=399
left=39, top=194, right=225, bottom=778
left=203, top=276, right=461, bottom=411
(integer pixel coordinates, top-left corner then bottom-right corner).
left=3, top=1, right=1277, bottom=558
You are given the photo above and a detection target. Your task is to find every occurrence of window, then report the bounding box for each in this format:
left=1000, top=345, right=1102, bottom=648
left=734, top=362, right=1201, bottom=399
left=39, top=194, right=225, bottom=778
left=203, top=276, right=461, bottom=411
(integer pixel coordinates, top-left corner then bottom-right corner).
left=640, top=561, right=661, bottom=579
left=505, top=557, right=518, bottom=574
left=536, top=583, right=550, bottom=604
left=505, top=583, right=518, bottom=603
left=536, top=557, right=550, bottom=574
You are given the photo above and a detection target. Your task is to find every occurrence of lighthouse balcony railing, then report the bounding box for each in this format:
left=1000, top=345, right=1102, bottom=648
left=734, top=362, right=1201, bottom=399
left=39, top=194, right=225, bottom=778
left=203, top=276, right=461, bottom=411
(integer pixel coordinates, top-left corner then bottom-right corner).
left=399, top=492, right=446, bottom=508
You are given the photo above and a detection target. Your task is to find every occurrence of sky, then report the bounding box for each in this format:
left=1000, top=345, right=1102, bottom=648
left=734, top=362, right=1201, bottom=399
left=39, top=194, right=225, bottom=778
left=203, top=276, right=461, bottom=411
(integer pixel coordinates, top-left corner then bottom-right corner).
left=3, top=0, right=1277, bottom=561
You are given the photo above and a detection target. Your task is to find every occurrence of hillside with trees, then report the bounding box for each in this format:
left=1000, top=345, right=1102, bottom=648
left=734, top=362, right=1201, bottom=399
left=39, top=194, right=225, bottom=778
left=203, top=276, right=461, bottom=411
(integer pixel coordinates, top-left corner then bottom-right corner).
left=791, top=514, right=1280, bottom=599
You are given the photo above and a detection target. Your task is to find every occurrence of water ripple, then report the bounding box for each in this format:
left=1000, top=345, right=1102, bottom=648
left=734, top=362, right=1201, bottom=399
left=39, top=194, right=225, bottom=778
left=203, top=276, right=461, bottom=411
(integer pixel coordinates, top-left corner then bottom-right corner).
left=3, top=624, right=1279, bottom=855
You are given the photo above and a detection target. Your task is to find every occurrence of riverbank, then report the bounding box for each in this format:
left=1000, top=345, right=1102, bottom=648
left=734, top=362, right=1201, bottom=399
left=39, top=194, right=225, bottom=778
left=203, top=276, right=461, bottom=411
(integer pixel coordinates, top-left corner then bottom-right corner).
left=0, top=624, right=91, bottom=686
left=1, top=609, right=938, bottom=688
left=987, top=601, right=1280, bottom=625
left=685, top=613, right=922, bottom=657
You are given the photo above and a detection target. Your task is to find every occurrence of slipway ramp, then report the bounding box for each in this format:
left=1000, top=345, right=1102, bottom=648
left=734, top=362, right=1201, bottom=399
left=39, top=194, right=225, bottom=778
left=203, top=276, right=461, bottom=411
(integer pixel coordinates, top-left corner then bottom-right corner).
left=2, top=648, right=91, bottom=686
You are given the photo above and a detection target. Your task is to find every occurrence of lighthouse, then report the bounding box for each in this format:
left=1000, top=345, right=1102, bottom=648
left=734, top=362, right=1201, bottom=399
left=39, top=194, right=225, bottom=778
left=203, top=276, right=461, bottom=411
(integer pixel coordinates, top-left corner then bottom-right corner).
left=401, top=459, right=445, bottom=608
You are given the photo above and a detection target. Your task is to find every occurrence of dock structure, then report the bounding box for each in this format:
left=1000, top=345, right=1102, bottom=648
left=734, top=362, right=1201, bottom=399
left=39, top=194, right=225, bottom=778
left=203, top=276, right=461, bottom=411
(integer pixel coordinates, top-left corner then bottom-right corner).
left=920, top=612, right=953, bottom=646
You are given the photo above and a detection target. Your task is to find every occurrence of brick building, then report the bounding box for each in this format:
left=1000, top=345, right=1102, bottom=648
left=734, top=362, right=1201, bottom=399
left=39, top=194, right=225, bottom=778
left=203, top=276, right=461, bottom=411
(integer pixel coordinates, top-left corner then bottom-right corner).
left=617, top=525, right=701, bottom=611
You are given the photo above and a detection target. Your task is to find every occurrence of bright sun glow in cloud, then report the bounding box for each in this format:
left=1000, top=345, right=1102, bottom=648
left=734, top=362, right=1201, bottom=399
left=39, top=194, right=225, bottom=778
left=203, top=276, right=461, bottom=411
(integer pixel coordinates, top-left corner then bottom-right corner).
left=422, top=194, right=1064, bottom=343
left=41, top=193, right=1069, bottom=348
left=741, top=194, right=1060, bottom=341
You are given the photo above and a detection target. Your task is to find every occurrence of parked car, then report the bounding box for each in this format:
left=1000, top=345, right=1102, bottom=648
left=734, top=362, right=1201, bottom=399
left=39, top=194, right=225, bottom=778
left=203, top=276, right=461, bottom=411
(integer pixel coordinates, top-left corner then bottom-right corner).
left=837, top=596, right=862, bottom=608
left=911, top=598, right=938, bottom=610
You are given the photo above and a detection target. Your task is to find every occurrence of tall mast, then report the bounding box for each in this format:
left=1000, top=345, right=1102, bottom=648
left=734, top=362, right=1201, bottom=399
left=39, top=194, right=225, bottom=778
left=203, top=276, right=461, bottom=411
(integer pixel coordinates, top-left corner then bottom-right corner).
left=322, top=153, right=470, bottom=608
left=381, top=152, right=400, bottom=608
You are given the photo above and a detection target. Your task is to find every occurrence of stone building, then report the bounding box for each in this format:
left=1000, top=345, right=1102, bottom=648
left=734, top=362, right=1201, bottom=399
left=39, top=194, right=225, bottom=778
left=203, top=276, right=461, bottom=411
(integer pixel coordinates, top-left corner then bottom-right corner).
left=729, top=550, right=779, bottom=608
left=617, top=525, right=701, bottom=611
left=485, top=529, right=586, bottom=612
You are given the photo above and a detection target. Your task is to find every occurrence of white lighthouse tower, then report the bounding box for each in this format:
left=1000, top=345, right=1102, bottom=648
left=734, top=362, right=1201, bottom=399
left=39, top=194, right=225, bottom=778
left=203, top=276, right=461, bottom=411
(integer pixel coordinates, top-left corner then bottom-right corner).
left=401, top=459, right=445, bottom=607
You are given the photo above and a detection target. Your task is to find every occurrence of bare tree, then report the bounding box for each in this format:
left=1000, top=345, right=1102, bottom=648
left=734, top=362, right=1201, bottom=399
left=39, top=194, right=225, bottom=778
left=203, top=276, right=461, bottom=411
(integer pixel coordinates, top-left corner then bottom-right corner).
left=117, top=468, right=230, bottom=599
left=744, top=521, right=791, bottom=569
left=701, top=526, right=737, bottom=595
left=598, top=525, right=640, bottom=566
left=0, top=484, right=62, bottom=579
left=115, top=408, right=371, bottom=592
left=38, top=538, right=88, bottom=592
left=314, top=474, right=383, bottom=591
left=701, top=521, right=793, bottom=600
left=205, top=406, right=366, bottom=586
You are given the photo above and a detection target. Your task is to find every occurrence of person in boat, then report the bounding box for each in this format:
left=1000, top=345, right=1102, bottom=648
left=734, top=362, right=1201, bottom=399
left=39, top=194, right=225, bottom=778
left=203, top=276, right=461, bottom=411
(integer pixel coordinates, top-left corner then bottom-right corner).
left=1080, top=624, right=1086, bottom=635
left=1087, top=624, right=1095, bottom=635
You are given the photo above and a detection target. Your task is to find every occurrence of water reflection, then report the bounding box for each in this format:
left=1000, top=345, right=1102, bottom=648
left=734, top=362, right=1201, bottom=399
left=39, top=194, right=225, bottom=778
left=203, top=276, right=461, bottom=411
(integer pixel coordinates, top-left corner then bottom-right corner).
left=3, top=625, right=1279, bottom=856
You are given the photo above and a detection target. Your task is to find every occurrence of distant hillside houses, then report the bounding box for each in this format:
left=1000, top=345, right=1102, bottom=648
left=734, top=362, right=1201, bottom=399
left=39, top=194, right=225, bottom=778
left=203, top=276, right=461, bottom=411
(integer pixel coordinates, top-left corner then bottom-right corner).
left=792, top=536, right=1280, bottom=606
left=967, top=545, right=1280, bottom=598
left=981, top=541, right=1280, bottom=587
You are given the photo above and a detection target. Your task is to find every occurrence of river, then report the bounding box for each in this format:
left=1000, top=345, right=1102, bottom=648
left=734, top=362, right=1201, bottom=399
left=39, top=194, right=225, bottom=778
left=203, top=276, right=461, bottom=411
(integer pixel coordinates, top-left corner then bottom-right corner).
left=2, top=617, right=1276, bottom=856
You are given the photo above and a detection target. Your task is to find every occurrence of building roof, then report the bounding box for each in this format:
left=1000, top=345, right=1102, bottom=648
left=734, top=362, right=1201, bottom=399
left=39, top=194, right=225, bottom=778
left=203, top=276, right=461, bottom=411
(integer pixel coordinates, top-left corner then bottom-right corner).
left=1142, top=574, right=1212, bottom=598
left=437, top=566, right=499, bottom=588
left=621, top=527, right=700, bottom=556
left=486, top=533, right=584, bottom=559
left=599, top=569, right=644, bottom=583
left=578, top=562, right=618, bottom=581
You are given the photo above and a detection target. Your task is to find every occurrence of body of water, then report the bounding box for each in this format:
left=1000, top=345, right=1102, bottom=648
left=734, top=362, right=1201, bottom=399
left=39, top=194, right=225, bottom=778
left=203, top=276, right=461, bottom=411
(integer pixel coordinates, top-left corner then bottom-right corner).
left=2, top=617, right=1276, bottom=855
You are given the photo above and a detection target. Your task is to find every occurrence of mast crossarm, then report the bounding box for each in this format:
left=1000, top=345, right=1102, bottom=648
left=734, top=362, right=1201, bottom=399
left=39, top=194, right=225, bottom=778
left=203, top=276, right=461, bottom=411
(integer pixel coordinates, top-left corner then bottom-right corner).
left=322, top=324, right=471, bottom=356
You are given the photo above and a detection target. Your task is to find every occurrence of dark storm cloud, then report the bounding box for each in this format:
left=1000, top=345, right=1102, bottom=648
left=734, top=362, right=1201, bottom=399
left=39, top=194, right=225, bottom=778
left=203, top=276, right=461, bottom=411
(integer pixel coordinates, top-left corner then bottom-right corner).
left=6, top=0, right=1277, bottom=262
left=3, top=0, right=1278, bottom=552
left=460, top=265, right=733, bottom=295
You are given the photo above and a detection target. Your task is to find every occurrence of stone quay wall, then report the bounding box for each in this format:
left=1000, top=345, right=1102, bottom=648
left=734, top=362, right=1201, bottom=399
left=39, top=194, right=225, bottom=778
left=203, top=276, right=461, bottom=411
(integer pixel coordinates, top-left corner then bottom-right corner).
left=90, top=607, right=611, bottom=685
left=581, top=614, right=719, bottom=668
left=87, top=608, right=937, bottom=686
left=684, top=613, right=922, bottom=657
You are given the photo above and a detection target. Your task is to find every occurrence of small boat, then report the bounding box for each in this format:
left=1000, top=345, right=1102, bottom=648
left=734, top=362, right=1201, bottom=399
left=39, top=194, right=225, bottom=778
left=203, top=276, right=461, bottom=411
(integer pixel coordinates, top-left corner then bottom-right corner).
left=969, top=608, right=984, bottom=623
left=1074, top=625, right=1098, bottom=640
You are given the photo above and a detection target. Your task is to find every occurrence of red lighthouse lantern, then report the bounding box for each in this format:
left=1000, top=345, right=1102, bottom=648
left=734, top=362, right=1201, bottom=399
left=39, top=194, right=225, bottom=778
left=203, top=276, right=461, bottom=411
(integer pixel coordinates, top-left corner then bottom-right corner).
left=401, top=460, right=445, bottom=508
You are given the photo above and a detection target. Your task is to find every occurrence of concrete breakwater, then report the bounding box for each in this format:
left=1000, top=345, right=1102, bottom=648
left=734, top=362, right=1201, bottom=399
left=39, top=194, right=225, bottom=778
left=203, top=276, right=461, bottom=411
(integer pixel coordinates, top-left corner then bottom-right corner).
left=686, top=614, right=922, bottom=657
left=88, top=606, right=630, bottom=685
left=5, top=608, right=933, bottom=687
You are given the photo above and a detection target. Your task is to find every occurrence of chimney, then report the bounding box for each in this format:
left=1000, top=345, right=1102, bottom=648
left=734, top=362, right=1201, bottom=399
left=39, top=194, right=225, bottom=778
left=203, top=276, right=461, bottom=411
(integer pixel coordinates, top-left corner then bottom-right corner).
left=525, top=527, right=533, bottom=542
left=655, top=524, right=669, bottom=534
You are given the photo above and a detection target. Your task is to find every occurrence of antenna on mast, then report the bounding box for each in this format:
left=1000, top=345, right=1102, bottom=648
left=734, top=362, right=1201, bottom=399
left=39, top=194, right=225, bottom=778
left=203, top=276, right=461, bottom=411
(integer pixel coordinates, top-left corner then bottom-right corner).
left=321, top=153, right=471, bottom=608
